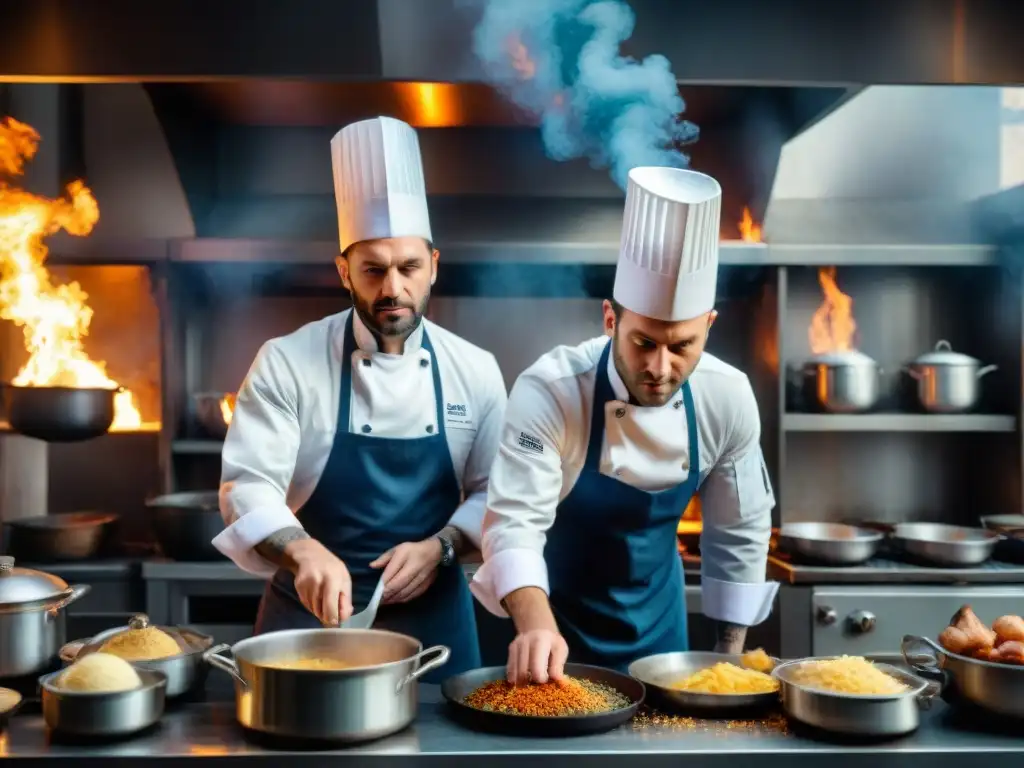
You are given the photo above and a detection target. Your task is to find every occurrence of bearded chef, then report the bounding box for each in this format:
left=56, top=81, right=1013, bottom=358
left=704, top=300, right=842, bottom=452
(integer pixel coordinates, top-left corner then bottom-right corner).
left=213, top=116, right=507, bottom=682
left=471, top=167, right=778, bottom=683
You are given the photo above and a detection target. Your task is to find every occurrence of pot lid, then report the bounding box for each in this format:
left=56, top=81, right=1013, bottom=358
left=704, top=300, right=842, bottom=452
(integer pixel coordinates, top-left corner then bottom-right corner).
left=806, top=350, right=877, bottom=366
left=0, top=556, right=69, bottom=605
left=912, top=340, right=979, bottom=366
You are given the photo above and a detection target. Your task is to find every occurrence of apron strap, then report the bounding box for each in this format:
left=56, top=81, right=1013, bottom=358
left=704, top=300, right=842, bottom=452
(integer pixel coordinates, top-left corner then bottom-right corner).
left=338, top=313, right=446, bottom=436
left=584, top=339, right=700, bottom=482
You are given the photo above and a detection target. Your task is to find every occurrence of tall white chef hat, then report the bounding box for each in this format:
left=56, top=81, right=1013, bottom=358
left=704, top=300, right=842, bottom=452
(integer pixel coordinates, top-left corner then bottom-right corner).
left=330, top=116, right=433, bottom=253
left=613, top=167, right=722, bottom=322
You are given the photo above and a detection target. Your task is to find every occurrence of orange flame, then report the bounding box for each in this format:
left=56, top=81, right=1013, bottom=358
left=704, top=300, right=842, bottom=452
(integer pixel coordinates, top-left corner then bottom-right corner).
left=0, top=117, right=144, bottom=430
left=220, top=392, right=236, bottom=425
left=739, top=207, right=762, bottom=242
left=808, top=266, right=857, bottom=355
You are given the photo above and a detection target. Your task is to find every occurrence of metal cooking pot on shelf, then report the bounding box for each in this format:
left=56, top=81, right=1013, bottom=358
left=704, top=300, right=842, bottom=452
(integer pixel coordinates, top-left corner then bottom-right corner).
left=203, top=628, right=450, bottom=742
left=797, top=351, right=882, bottom=413
left=1, top=384, right=121, bottom=442
left=903, top=341, right=997, bottom=413
left=0, top=556, right=91, bottom=678
left=891, top=523, right=1001, bottom=567
left=3, top=512, right=119, bottom=562
left=60, top=613, right=213, bottom=698
left=146, top=492, right=225, bottom=561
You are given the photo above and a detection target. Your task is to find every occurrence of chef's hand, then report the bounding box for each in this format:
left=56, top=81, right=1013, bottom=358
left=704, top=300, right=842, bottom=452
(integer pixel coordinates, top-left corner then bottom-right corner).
left=285, top=538, right=353, bottom=626
left=507, top=629, right=569, bottom=685
left=370, top=539, right=441, bottom=605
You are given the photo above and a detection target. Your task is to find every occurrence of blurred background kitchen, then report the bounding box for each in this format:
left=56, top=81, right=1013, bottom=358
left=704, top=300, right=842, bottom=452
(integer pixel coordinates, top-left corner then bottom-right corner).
left=1, top=0, right=1024, bottom=666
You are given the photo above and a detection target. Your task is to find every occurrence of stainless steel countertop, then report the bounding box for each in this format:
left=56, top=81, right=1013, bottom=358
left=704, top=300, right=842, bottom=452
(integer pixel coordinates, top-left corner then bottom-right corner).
left=1, top=686, right=1022, bottom=766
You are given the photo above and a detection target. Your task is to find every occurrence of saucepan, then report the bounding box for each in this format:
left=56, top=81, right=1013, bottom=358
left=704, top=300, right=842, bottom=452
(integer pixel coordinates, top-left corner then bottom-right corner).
left=1, top=384, right=121, bottom=442
left=796, top=351, right=882, bottom=413
left=146, top=492, right=225, bottom=561
left=903, top=341, right=997, bottom=414
left=777, top=522, right=884, bottom=566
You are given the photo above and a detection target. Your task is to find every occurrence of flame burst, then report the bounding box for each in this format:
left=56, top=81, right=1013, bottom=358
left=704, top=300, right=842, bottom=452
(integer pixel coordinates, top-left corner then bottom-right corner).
left=808, top=267, right=857, bottom=355
left=739, top=207, right=762, bottom=242
left=0, top=117, right=143, bottom=430
left=220, top=393, right=237, bottom=425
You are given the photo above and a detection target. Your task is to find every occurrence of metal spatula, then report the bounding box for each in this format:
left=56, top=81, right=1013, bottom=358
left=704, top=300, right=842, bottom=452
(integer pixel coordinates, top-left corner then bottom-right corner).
left=340, top=575, right=386, bottom=630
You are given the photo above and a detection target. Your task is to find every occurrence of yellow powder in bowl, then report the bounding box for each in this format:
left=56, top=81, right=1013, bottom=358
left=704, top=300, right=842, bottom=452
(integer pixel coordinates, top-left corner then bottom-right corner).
left=59, top=653, right=142, bottom=693
left=788, top=656, right=910, bottom=696
left=99, top=626, right=181, bottom=661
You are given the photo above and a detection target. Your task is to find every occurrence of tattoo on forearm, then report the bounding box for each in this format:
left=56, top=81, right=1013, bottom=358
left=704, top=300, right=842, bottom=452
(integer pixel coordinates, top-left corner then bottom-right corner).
left=714, top=621, right=748, bottom=651
left=255, top=526, right=310, bottom=567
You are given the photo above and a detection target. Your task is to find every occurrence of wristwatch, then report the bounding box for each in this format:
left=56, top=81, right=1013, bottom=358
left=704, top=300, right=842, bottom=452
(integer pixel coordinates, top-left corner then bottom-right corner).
left=437, top=534, right=455, bottom=567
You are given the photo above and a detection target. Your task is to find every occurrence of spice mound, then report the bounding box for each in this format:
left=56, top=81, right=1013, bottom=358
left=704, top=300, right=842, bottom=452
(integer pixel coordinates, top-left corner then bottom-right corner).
left=464, top=677, right=630, bottom=717
left=100, top=626, right=181, bottom=661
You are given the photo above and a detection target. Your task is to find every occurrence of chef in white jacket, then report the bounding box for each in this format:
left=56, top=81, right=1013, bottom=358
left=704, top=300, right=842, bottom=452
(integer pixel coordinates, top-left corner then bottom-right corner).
left=213, top=116, right=507, bottom=682
left=471, top=167, right=778, bottom=683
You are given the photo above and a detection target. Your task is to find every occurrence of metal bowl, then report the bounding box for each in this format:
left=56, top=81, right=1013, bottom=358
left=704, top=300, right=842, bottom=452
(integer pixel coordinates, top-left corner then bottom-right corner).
left=67, top=614, right=214, bottom=698
left=628, top=651, right=780, bottom=712
left=778, top=523, right=884, bottom=566
left=39, top=668, right=167, bottom=737
left=980, top=515, right=1024, bottom=534
left=193, top=392, right=234, bottom=440
left=772, top=656, right=936, bottom=736
left=892, top=523, right=1002, bottom=567
left=902, top=635, right=1024, bottom=719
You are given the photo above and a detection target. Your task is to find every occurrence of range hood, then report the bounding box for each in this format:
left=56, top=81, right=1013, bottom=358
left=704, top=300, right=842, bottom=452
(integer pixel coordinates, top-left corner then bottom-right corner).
left=0, top=0, right=1022, bottom=85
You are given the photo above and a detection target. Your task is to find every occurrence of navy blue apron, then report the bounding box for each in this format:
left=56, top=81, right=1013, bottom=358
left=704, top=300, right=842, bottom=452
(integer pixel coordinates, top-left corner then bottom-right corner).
left=254, top=314, right=481, bottom=682
left=544, top=340, right=698, bottom=672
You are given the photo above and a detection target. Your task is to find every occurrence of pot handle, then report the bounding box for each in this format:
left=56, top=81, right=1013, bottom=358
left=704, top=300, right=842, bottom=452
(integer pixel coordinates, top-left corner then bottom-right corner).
left=202, top=643, right=248, bottom=689
left=901, top=635, right=947, bottom=710
left=396, top=645, right=451, bottom=693
left=934, top=340, right=952, bottom=351
left=47, top=584, right=91, bottom=619
left=977, top=364, right=998, bottom=378
left=902, top=365, right=923, bottom=381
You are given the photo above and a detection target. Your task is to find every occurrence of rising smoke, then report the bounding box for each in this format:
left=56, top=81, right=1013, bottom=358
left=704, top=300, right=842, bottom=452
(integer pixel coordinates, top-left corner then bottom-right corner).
left=460, top=0, right=697, bottom=189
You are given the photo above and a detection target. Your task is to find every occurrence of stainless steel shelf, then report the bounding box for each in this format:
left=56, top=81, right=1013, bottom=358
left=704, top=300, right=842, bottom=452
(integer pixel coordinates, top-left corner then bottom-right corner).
left=171, top=439, right=223, bottom=454
left=783, top=413, right=1017, bottom=432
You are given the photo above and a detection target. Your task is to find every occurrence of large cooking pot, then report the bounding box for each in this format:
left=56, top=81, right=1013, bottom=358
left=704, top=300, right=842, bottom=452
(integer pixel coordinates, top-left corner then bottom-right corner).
left=4, top=512, right=119, bottom=562
left=1, top=384, right=120, bottom=442
left=0, top=556, right=91, bottom=677
left=904, top=341, right=997, bottom=413
left=146, top=492, right=225, bottom=561
left=203, top=628, right=449, bottom=742
left=902, top=635, right=1024, bottom=720
left=799, top=351, right=881, bottom=413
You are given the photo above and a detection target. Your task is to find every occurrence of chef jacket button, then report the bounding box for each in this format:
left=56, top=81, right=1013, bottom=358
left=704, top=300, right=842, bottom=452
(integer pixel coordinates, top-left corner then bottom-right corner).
left=362, top=358, right=371, bottom=367
left=426, top=424, right=434, bottom=434
left=614, top=468, right=623, bottom=476
left=361, top=424, right=372, bottom=434
left=615, top=407, right=626, bottom=419
left=673, top=400, right=682, bottom=410
left=420, top=358, right=429, bottom=368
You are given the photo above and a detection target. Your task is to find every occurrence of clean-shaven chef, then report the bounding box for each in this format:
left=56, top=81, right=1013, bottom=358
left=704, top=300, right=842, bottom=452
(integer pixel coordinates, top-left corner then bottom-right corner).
left=471, top=167, right=778, bottom=683
left=213, top=116, right=507, bottom=682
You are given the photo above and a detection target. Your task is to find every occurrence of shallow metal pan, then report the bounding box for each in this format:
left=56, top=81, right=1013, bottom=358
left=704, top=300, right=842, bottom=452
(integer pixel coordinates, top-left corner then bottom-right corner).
left=441, top=664, right=643, bottom=737
left=39, top=668, right=167, bottom=737
left=772, top=656, right=936, bottom=737
left=628, top=651, right=780, bottom=712
left=891, top=523, right=1001, bottom=567
left=778, top=523, right=884, bottom=566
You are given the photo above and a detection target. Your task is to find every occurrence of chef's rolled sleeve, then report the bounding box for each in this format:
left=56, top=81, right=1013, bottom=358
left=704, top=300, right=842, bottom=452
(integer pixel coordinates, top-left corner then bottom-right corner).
left=471, top=373, right=565, bottom=617
left=446, top=353, right=508, bottom=550
left=699, top=378, right=778, bottom=627
left=213, top=341, right=303, bottom=577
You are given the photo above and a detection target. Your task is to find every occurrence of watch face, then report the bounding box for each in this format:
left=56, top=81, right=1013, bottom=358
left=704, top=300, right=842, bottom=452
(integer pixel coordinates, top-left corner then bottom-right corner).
left=440, top=537, right=454, bottom=566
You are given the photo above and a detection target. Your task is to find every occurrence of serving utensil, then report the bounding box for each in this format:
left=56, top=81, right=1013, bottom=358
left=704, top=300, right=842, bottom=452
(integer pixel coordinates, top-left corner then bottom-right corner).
left=340, top=576, right=385, bottom=630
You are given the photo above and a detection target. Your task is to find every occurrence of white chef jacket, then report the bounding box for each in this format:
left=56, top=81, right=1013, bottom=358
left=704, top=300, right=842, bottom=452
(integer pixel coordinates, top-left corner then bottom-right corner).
left=471, top=336, right=778, bottom=627
left=213, top=308, right=508, bottom=577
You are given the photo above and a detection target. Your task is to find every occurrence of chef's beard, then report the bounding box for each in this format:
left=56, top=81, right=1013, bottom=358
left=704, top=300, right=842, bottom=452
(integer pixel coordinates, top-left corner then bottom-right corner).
left=612, top=332, right=695, bottom=408
left=351, top=289, right=429, bottom=341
